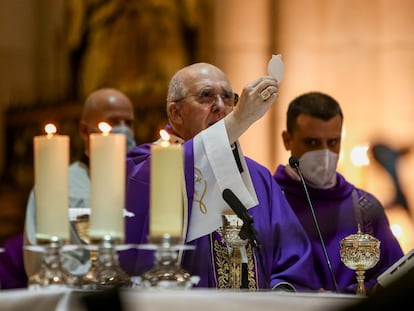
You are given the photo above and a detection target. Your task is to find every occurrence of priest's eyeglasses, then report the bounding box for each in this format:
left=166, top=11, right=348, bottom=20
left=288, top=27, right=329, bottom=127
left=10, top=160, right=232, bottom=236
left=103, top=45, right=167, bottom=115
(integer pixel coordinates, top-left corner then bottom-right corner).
left=174, top=89, right=239, bottom=107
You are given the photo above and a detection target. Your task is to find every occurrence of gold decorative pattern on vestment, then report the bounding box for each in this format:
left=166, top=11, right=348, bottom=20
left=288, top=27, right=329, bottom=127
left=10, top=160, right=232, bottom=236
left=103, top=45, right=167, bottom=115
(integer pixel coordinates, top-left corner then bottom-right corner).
left=193, top=167, right=207, bottom=214
left=211, top=231, right=258, bottom=289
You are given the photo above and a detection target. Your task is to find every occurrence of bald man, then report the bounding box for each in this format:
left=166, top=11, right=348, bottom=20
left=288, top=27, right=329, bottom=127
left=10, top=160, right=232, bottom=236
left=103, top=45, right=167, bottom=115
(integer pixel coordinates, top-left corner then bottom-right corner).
left=79, top=88, right=136, bottom=159
left=23, top=88, right=135, bottom=285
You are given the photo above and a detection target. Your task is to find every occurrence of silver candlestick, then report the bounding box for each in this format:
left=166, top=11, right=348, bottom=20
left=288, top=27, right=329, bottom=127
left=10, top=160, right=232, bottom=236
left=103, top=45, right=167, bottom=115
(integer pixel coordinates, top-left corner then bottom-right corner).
left=74, top=213, right=133, bottom=289
left=26, top=236, right=77, bottom=289
left=136, top=234, right=199, bottom=289
left=85, top=235, right=132, bottom=289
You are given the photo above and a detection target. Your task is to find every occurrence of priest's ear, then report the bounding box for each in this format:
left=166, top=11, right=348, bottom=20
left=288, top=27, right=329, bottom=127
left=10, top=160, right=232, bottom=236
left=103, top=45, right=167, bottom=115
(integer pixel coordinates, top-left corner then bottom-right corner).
left=167, top=101, right=183, bottom=125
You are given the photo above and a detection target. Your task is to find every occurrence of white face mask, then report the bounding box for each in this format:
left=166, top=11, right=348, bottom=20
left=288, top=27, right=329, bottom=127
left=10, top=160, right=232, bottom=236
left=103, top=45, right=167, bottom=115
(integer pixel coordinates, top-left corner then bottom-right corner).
left=299, top=149, right=338, bottom=189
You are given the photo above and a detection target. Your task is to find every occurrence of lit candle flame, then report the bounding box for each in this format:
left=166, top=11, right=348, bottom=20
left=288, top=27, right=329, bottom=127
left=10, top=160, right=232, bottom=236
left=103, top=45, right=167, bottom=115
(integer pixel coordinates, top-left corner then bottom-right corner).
left=160, top=129, right=170, bottom=141
left=98, top=122, right=112, bottom=135
left=160, top=129, right=170, bottom=146
left=45, top=123, right=57, bottom=137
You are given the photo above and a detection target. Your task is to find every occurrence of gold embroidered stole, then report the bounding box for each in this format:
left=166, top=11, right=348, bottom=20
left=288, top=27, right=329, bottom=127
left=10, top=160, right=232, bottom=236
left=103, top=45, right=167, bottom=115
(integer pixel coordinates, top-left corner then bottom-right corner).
left=210, top=230, right=259, bottom=289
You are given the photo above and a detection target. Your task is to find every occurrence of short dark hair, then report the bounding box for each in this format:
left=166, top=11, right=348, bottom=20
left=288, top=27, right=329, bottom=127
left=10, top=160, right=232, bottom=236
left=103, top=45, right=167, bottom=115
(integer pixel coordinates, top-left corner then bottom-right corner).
left=286, top=91, right=343, bottom=133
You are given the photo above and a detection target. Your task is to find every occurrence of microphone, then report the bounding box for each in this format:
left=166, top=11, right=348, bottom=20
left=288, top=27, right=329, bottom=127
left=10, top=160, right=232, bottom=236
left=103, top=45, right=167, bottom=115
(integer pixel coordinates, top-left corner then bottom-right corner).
left=222, top=188, right=260, bottom=249
left=289, top=156, right=339, bottom=292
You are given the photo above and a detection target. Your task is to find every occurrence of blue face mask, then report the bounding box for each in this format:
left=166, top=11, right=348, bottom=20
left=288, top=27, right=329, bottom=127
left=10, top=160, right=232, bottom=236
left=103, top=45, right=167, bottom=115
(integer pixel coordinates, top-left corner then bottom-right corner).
left=111, top=125, right=136, bottom=152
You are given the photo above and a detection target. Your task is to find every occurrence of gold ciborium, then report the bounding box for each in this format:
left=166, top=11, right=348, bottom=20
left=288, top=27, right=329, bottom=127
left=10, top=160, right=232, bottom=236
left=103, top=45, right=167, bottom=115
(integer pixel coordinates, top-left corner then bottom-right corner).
left=340, top=225, right=380, bottom=295
left=221, top=214, right=248, bottom=289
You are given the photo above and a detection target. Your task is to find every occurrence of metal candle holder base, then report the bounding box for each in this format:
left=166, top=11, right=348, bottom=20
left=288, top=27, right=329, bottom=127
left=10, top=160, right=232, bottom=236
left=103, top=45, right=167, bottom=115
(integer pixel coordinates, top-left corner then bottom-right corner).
left=82, top=235, right=132, bottom=290
left=80, top=248, right=98, bottom=289
left=136, top=235, right=199, bottom=289
left=26, top=236, right=77, bottom=289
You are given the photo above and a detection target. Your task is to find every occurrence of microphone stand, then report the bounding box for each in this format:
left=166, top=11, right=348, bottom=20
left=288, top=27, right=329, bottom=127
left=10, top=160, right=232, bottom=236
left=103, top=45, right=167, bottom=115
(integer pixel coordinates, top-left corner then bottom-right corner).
left=289, top=156, right=339, bottom=293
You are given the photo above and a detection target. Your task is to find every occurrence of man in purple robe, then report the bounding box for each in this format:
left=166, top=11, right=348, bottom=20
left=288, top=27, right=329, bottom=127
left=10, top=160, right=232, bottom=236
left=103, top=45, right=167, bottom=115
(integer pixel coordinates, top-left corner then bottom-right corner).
left=121, top=62, right=319, bottom=291
left=273, top=91, right=404, bottom=293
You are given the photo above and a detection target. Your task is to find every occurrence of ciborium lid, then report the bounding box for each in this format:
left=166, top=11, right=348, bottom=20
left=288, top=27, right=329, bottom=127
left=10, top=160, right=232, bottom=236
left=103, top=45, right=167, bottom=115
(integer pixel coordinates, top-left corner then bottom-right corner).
left=340, top=229, right=380, bottom=248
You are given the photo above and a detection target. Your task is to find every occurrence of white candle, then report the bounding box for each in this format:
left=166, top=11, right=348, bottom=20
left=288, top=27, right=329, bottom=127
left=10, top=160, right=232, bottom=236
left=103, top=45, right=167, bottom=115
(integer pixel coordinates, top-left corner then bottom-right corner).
left=34, top=124, right=69, bottom=242
left=150, top=131, right=184, bottom=240
left=89, top=122, right=126, bottom=242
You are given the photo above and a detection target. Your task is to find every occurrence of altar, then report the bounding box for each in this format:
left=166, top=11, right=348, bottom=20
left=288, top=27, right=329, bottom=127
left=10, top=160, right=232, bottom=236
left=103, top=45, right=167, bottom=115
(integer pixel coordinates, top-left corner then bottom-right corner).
left=0, top=287, right=364, bottom=311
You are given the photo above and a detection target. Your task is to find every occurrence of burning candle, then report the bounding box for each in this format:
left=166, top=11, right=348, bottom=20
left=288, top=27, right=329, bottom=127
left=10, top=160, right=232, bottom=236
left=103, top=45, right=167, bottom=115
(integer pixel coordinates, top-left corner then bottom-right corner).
left=34, top=123, right=69, bottom=242
left=150, top=130, right=184, bottom=240
left=89, top=122, right=126, bottom=242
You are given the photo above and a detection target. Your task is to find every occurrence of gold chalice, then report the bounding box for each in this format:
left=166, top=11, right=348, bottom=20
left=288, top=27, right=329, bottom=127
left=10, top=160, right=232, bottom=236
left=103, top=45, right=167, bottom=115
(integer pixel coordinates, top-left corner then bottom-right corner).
left=340, top=225, right=380, bottom=295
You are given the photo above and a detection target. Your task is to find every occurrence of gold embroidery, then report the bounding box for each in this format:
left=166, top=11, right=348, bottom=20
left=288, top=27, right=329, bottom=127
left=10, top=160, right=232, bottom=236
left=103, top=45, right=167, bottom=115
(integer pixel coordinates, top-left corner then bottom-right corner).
left=212, top=230, right=258, bottom=289
left=246, top=244, right=258, bottom=290
left=193, top=167, right=208, bottom=214
left=214, top=239, right=230, bottom=288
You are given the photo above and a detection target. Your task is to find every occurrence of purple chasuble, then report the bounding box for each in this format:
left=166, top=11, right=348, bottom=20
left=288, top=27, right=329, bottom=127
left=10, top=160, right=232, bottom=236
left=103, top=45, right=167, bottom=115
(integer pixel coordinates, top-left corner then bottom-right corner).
left=120, top=130, right=319, bottom=291
left=0, top=233, right=27, bottom=289
left=274, top=165, right=404, bottom=293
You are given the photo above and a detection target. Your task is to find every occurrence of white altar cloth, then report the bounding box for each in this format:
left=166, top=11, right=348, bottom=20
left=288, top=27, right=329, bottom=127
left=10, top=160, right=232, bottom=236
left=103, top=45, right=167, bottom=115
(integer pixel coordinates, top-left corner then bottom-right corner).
left=0, top=287, right=364, bottom=311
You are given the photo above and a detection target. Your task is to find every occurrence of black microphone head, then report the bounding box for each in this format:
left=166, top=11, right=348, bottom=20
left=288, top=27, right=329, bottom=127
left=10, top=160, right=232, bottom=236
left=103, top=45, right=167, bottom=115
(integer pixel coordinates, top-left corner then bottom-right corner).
left=222, top=188, right=252, bottom=224
left=289, top=156, right=300, bottom=169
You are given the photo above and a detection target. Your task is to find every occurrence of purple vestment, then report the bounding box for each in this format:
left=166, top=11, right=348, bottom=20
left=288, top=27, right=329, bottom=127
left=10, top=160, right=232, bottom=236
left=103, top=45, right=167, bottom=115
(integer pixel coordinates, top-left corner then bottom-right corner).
left=120, top=134, right=320, bottom=291
left=0, top=233, right=27, bottom=289
left=274, top=165, right=404, bottom=293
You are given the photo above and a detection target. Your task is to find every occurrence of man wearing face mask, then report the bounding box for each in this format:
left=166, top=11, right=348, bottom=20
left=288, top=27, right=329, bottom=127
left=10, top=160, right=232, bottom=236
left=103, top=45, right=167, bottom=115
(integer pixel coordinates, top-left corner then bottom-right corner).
left=23, top=88, right=136, bottom=282
left=273, top=91, right=404, bottom=294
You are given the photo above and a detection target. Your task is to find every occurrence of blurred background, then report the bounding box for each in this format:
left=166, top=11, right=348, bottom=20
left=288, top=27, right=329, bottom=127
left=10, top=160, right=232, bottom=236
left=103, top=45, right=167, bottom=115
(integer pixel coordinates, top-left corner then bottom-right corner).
left=1, top=0, right=414, bottom=253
